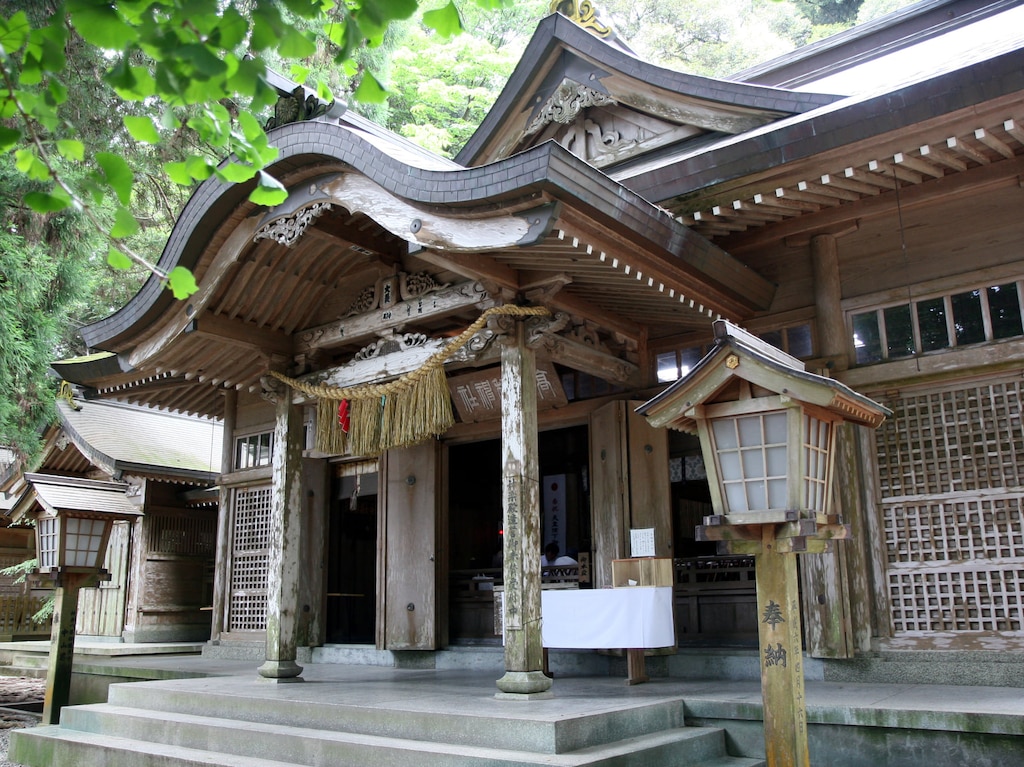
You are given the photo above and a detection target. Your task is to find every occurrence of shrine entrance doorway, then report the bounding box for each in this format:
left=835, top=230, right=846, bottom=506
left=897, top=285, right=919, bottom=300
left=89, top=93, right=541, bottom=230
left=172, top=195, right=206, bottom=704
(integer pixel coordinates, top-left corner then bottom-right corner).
left=446, top=426, right=591, bottom=643
left=326, top=469, right=378, bottom=644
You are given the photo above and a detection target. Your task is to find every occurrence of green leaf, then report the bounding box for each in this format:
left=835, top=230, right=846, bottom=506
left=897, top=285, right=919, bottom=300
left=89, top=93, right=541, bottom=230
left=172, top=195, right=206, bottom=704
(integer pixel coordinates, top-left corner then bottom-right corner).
left=423, top=2, right=463, bottom=39
left=164, top=161, right=192, bottom=186
left=110, top=206, right=139, bottom=238
left=178, top=43, right=228, bottom=79
left=278, top=28, right=316, bottom=58
left=69, top=4, right=138, bottom=50
left=217, top=163, right=257, bottom=183
left=46, top=79, right=68, bottom=106
left=23, top=190, right=70, bottom=213
left=212, top=6, right=248, bottom=50
left=96, top=152, right=134, bottom=206
left=56, top=139, right=84, bottom=161
left=124, top=115, right=160, bottom=144
left=353, top=72, right=388, bottom=104
left=237, top=110, right=264, bottom=143
left=0, top=12, right=30, bottom=53
left=185, top=155, right=214, bottom=181
left=167, top=266, right=199, bottom=299
left=290, top=64, right=311, bottom=84
left=0, top=125, right=21, bottom=152
left=107, top=247, right=132, bottom=270
left=15, top=148, right=49, bottom=181
left=249, top=170, right=287, bottom=206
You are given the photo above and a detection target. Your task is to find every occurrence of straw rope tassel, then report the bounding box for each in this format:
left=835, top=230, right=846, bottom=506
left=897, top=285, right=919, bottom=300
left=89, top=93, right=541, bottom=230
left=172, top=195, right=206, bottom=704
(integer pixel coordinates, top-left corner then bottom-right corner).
left=271, top=305, right=549, bottom=456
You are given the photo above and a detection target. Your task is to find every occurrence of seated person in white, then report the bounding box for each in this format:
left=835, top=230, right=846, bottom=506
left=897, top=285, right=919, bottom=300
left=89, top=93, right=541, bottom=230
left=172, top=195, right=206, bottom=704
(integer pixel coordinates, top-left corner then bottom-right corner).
left=541, top=542, right=576, bottom=567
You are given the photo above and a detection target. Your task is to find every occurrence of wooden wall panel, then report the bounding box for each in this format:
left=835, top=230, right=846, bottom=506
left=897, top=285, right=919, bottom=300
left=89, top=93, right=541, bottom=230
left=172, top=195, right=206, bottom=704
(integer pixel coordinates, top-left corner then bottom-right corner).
left=380, top=441, right=440, bottom=650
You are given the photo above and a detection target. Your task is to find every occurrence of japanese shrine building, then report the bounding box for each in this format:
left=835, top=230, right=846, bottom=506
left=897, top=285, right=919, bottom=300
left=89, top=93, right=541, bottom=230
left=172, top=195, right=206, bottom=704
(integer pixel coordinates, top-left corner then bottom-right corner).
left=54, top=0, right=1024, bottom=683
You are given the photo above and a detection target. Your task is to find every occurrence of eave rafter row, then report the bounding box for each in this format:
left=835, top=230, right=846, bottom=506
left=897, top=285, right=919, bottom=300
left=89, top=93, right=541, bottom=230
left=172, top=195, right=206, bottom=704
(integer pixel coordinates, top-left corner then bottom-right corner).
left=553, top=229, right=723, bottom=322
left=679, top=115, right=1024, bottom=240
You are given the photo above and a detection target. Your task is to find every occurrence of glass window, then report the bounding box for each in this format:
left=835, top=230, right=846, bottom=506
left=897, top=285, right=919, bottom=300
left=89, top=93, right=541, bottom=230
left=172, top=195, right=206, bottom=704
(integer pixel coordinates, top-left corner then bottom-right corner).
left=759, top=330, right=783, bottom=350
left=236, top=432, right=274, bottom=470
left=988, top=283, right=1023, bottom=339
left=853, top=311, right=882, bottom=364
left=884, top=304, right=914, bottom=358
left=916, top=297, right=948, bottom=352
left=787, top=324, right=813, bottom=359
left=951, top=289, right=985, bottom=346
left=656, top=351, right=679, bottom=383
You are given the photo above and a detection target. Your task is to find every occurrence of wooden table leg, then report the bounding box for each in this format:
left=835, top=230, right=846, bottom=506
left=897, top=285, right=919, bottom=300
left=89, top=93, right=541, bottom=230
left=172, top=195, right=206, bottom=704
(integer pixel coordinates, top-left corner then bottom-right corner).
left=626, top=648, right=648, bottom=685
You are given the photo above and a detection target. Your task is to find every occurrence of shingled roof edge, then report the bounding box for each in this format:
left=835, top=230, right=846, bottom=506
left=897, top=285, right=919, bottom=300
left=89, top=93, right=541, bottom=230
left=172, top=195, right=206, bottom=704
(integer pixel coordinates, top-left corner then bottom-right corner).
left=81, top=122, right=762, bottom=353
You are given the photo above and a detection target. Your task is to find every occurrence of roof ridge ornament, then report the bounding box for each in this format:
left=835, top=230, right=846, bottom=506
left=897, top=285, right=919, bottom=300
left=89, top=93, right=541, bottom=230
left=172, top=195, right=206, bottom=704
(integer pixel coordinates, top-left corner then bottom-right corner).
left=550, top=0, right=613, bottom=38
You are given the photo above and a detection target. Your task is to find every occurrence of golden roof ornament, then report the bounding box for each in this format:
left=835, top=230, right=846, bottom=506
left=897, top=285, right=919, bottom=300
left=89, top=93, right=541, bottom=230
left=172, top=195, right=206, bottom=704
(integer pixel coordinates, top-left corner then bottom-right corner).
left=550, top=0, right=613, bottom=38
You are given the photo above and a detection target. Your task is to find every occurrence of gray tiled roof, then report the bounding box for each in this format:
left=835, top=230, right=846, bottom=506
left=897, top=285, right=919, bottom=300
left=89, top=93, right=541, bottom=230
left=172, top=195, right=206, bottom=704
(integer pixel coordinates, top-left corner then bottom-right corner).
left=58, top=399, right=222, bottom=477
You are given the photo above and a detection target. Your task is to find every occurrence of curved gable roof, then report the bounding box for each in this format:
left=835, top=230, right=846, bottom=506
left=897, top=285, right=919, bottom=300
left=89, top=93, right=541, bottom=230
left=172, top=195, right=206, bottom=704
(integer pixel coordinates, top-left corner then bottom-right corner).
left=457, top=13, right=842, bottom=168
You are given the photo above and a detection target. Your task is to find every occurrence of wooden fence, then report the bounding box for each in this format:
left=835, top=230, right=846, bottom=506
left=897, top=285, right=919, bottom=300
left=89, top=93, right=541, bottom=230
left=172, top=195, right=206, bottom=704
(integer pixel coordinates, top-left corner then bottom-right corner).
left=0, top=595, right=50, bottom=640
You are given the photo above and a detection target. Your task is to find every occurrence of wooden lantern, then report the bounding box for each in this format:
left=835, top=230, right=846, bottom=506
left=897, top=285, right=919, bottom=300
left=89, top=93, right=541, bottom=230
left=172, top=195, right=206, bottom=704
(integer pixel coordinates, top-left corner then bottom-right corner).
left=639, top=320, right=890, bottom=767
left=639, top=320, right=888, bottom=535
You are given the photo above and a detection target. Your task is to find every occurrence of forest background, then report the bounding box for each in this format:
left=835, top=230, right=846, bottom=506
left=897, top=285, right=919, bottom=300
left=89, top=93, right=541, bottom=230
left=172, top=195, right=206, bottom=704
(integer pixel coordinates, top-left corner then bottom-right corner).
left=0, top=0, right=916, bottom=462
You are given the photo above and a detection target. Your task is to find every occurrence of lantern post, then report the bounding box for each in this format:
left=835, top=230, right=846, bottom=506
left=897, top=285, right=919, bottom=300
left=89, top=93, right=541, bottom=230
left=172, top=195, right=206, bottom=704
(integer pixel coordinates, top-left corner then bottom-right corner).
left=638, top=321, right=889, bottom=766
left=28, top=484, right=140, bottom=725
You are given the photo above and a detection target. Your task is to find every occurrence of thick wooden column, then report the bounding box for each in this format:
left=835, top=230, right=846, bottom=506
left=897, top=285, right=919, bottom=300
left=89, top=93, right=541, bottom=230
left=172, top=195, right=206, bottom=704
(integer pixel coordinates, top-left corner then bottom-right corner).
left=810, top=233, right=845, bottom=363
left=805, top=232, right=856, bottom=658
left=496, top=320, right=551, bottom=697
left=210, top=388, right=236, bottom=643
left=259, top=385, right=305, bottom=681
left=755, top=526, right=810, bottom=767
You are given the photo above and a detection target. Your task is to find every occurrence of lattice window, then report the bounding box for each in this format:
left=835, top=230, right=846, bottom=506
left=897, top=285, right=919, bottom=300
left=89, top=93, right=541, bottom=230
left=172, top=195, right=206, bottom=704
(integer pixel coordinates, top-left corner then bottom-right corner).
left=876, top=380, right=1024, bottom=497
left=884, top=497, right=1024, bottom=564
left=889, top=568, right=1024, bottom=632
left=228, top=486, right=272, bottom=632
left=876, top=378, right=1024, bottom=637
left=146, top=513, right=216, bottom=556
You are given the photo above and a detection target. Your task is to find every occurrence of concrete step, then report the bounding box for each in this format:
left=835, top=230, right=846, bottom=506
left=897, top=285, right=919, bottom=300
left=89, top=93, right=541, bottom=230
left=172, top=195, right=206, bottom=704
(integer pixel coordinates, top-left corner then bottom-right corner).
left=14, top=703, right=755, bottom=767
left=105, top=680, right=687, bottom=753
left=9, top=726, right=302, bottom=767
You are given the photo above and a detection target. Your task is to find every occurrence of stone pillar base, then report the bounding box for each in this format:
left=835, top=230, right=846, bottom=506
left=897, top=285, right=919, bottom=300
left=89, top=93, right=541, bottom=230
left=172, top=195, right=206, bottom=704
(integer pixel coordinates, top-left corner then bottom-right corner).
left=495, top=670, right=553, bottom=699
left=258, top=659, right=304, bottom=681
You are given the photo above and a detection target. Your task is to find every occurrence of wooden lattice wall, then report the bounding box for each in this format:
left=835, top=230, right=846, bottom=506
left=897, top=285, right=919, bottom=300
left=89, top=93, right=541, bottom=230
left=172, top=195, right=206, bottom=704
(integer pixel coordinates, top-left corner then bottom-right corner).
left=228, top=485, right=272, bottom=632
left=876, top=378, right=1024, bottom=634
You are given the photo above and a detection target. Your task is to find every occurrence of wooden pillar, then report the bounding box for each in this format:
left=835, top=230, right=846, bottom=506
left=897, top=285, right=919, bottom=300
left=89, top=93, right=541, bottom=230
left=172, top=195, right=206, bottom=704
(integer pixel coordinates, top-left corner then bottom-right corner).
left=810, top=233, right=845, bottom=362
left=43, top=572, right=96, bottom=725
left=210, top=388, right=236, bottom=643
left=495, top=320, right=551, bottom=697
left=755, top=525, right=810, bottom=767
left=258, top=385, right=304, bottom=681
left=806, top=233, right=857, bottom=658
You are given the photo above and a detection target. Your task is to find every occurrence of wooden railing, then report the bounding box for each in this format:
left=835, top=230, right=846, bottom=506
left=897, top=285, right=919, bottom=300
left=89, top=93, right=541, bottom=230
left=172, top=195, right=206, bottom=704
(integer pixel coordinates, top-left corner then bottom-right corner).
left=0, top=595, right=50, bottom=639
left=674, top=556, right=757, bottom=642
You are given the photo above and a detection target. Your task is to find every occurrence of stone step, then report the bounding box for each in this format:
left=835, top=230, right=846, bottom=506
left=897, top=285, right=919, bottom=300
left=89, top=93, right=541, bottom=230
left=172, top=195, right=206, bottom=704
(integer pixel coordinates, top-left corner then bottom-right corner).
left=9, top=726, right=301, bottom=767
left=106, top=679, right=688, bottom=753
left=14, top=703, right=762, bottom=767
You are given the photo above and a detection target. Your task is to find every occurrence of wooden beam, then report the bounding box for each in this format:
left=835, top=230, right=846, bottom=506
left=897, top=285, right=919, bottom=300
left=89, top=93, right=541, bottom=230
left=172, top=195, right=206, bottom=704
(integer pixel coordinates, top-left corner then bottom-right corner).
left=533, top=329, right=641, bottom=386
left=946, top=135, right=990, bottom=166
left=412, top=248, right=520, bottom=291
left=295, top=280, right=491, bottom=353
left=919, top=144, right=967, bottom=172
left=974, top=127, right=1015, bottom=160
left=187, top=312, right=293, bottom=357
left=893, top=152, right=944, bottom=180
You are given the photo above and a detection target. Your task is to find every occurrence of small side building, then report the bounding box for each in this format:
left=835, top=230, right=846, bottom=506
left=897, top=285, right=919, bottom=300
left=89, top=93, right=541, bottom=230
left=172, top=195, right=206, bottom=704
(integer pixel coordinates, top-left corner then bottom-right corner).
left=0, top=393, right=222, bottom=643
